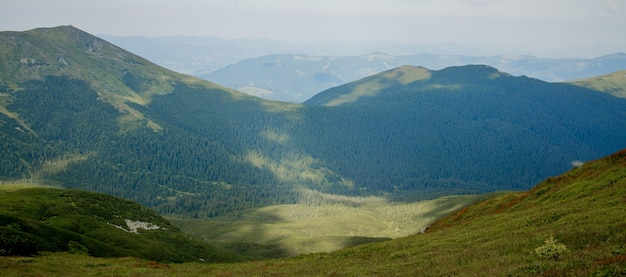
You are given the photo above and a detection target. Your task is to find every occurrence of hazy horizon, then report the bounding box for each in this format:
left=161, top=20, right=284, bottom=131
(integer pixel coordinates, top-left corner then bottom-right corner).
left=2, top=0, right=625, bottom=58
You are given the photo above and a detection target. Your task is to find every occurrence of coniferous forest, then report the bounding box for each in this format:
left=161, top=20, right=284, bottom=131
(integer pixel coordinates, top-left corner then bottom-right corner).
left=2, top=26, right=626, bottom=218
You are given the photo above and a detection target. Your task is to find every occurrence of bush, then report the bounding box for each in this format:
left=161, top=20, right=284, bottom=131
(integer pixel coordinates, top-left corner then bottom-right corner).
left=67, top=240, right=89, bottom=255
left=535, top=235, right=567, bottom=261
left=0, top=228, right=38, bottom=256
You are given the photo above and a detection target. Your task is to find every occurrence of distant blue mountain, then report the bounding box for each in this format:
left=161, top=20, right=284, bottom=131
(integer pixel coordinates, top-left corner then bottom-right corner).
left=204, top=52, right=626, bottom=102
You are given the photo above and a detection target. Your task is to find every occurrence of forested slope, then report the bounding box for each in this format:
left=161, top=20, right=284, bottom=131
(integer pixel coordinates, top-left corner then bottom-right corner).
left=303, top=65, right=626, bottom=199
left=2, top=26, right=626, bottom=218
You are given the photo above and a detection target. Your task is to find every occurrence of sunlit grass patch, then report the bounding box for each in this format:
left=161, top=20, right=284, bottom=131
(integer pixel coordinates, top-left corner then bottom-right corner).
left=0, top=182, right=44, bottom=191
left=170, top=192, right=490, bottom=258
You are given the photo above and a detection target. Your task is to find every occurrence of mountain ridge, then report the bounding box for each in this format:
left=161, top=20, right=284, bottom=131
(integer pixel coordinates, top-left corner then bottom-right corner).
left=2, top=26, right=626, bottom=218
left=0, top=25, right=258, bottom=132
left=203, top=52, right=626, bottom=102
left=301, top=63, right=626, bottom=197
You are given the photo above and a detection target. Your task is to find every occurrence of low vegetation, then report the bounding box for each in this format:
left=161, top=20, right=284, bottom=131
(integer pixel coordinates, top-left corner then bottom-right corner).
left=170, top=190, right=495, bottom=259
left=2, top=149, right=625, bottom=276
left=0, top=185, right=240, bottom=263
left=572, top=70, right=626, bottom=98
left=535, top=235, right=568, bottom=261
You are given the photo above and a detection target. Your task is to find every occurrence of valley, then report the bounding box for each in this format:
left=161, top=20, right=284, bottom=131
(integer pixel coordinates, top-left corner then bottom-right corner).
left=2, top=149, right=626, bottom=275
left=1, top=25, right=626, bottom=275
left=170, top=191, right=495, bottom=259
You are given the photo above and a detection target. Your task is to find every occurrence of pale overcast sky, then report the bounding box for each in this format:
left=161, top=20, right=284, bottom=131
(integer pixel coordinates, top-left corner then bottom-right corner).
left=1, top=0, right=625, bottom=57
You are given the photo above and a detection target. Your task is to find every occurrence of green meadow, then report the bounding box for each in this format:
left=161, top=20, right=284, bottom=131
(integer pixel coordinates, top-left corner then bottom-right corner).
left=169, top=191, right=495, bottom=259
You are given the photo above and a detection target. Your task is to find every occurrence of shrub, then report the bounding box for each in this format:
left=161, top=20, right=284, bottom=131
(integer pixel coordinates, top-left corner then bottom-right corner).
left=0, top=227, right=38, bottom=256
left=67, top=240, right=89, bottom=255
left=535, top=235, right=567, bottom=261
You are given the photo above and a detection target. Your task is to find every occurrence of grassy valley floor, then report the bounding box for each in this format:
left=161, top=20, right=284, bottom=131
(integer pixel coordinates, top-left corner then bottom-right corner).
left=169, top=192, right=496, bottom=259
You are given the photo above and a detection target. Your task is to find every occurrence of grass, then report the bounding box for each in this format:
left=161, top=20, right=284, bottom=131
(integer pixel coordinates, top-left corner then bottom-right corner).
left=3, top=149, right=625, bottom=276
left=198, top=149, right=626, bottom=276
left=169, top=192, right=498, bottom=259
left=0, top=187, right=241, bottom=263
left=0, top=182, right=44, bottom=191
left=324, top=66, right=432, bottom=106
left=571, top=70, right=626, bottom=98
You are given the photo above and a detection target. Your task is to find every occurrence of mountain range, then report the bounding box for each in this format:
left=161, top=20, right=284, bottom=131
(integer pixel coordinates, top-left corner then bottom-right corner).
left=2, top=25, right=626, bottom=275
left=204, top=52, right=626, bottom=102
left=1, top=26, right=626, bottom=219
left=101, top=34, right=626, bottom=103
left=99, top=35, right=495, bottom=76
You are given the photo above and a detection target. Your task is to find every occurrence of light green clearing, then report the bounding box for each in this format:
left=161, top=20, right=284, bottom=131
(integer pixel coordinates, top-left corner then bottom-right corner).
left=324, top=66, right=431, bottom=106
left=170, top=192, right=492, bottom=256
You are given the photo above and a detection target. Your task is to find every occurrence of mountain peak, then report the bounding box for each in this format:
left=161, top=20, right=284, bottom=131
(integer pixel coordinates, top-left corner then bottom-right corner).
left=30, top=25, right=87, bottom=35
left=0, top=26, right=248, bottom=132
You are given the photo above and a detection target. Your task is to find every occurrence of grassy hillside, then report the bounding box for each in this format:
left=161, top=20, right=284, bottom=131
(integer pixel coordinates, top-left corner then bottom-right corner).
left=2, top=149, right=625, bottom=276
left=571, top=69, right=626, bottom=98
left=199, top=148, right=625, bottom=276
left=0, top=185, right=240, bottom=263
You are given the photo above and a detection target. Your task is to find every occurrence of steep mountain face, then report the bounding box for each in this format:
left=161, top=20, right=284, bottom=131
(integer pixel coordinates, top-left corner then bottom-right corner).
left=2, top=26, right=626, bottom=218
left=203, top=52, right=626, bottom=103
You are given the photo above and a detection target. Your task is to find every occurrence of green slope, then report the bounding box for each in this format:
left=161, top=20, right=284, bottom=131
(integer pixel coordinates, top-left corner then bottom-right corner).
left=0, top=26, right=322, bottom=216
left=208, top=148, right=625, bottom=276
left=169, top=191, right=496, bottom=259
left=301, top=65, right=626, bottom=197
left=2, top=149, right=625, bottom=276
left=208, top=148, right=626, bottom=275
left=2, top=26, right=626, bottom=219
left=0, top=25, right=247, bottom=128
left=0, top=185, right=240, bottom=263
left=570, top=69, right=626, bottom=98
left=304, top=65, right=433, bottom=106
